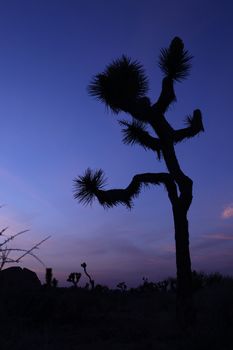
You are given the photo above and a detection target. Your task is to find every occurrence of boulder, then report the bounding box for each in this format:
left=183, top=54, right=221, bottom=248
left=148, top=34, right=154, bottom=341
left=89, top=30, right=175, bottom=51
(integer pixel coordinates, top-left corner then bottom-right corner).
left=0, top=266, right=41, bottom=291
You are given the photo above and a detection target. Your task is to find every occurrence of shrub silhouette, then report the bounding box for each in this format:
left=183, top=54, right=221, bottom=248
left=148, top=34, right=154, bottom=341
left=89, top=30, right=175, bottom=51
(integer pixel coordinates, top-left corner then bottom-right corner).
left=45, top=268, right=53, bottom=287
left=52, top=277, right=58, bottom=288
left=0, top=227, right=50, bottom=270
left=74, top=37, right=204, bottom=325
left=116, top=281, right=127, bottom=292
left=139, top=277, right=159, bottom=293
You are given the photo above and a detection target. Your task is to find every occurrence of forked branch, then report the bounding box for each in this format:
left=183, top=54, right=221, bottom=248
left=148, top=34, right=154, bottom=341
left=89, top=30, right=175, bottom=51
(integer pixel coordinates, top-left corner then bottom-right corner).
left=0, top=227, right=51, bottom=270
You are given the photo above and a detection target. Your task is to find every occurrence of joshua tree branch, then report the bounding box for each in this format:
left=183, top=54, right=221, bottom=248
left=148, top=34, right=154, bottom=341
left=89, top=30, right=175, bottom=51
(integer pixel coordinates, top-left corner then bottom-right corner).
left=173, top=109, right=204, bottom=143
left=96, top=172, right=179, bottom=208
left=119, top=119, right=161, bottom=157
left=154, top=77, right=176, bottom=114
left=74, top=170, right=178, bottom=209
left=125, top=97, right=152, bottom=123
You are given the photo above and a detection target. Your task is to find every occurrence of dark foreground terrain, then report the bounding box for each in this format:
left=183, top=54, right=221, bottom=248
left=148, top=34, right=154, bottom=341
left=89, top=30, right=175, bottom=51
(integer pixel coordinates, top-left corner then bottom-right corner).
left=0, top=274, right=233, bottom=350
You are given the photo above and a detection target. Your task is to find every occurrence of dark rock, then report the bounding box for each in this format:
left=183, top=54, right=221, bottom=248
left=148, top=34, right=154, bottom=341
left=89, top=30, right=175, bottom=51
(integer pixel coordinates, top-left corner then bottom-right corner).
left=0, top=266, right=41, bottom=291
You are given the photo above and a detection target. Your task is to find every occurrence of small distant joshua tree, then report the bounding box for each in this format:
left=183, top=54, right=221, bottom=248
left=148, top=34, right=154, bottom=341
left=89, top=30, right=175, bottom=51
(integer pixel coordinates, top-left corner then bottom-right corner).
left=67, top=272, right=82, bottom=288
left=74, top=38, right=204, bottom=324
left=81, top=262, right=95, bottom=289
left=116, top=281, right=127, bottom=292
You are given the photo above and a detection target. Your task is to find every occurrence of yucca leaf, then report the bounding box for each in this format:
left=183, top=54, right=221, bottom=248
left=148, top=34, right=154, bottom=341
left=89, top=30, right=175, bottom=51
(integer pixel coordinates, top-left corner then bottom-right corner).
left=73, top=168, right=107, bottom=205
left=119, top=119, right=162, bottom=158
left=158, top=37, right=192, bottom=81
left=174, top=109, right=204, bottom=143
left=88, top=55, right=149, bottom=113
left=185, top=109, right=204, bottom=131
left=119, top=120, right=149, bottom=147
left=74, top=170, right=175, bottom=210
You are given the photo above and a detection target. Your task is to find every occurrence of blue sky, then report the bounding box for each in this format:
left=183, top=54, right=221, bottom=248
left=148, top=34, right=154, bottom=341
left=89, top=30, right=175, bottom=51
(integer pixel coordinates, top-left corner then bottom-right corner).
left=0, top=0, right=232, bottom=287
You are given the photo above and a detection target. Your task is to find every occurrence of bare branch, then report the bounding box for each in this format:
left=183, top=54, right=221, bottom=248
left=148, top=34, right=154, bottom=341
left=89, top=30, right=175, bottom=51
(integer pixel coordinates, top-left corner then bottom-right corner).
left=15, top=235, right=51, bottom=263
left=0, top=249, right=10, bottom=270
left=0, top=227, right=9, bottom=236
left=0, top=229, right=29, bottom=247
left=0, top=225, right=50, bottom=270
left=0, top=248, right=46, bottom=268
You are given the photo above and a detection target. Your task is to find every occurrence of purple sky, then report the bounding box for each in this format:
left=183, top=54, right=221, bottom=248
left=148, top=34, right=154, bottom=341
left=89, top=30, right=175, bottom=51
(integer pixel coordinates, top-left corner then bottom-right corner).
left=0, top=0, right=233, bottom=287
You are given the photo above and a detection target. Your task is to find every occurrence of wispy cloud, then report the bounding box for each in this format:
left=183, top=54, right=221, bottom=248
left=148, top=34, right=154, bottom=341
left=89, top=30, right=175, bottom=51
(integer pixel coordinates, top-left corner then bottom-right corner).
left=203, top=233, right=233, bottom=241
left=222, top=204, right=233, bottom=219
left=192, top=230, right=233, bottom=251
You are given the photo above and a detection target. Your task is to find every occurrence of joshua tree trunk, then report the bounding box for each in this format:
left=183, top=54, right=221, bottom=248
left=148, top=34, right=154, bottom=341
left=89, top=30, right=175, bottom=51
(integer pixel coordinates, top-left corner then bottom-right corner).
left=172, top=201, right=195, bottom=324
left=173, top=205, right=192, bottom=296
left=152, top=111, right=195, bottom=324
left=74, top=37, right=204, bottom=326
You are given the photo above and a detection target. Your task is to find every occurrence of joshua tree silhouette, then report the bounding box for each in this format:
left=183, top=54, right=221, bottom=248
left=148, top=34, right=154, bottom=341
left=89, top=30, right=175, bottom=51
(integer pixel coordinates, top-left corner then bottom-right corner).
left=67, top=272, right=82, bottom=288
left=81, top=262, right=95, bottom=289
left=74, top=37, right=204, bottom=324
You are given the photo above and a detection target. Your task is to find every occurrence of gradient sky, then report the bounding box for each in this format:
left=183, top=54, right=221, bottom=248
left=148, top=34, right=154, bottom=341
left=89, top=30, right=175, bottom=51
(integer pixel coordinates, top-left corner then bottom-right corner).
left=0, top=0, right=232, bottom=287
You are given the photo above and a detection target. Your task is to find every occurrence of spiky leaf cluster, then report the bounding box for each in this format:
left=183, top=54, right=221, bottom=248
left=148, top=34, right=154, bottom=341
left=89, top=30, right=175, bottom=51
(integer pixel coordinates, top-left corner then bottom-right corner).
left=185, top=109, right=204, bottom=133
left=119, top=119, right=149, bottom=148
left=119, top=119, right=162, bottom=158
left=88, top=55, right=148, bottom=113
left=159, top=37, right=192, bottom=81
left=73, top=168, right=107, bottom=205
